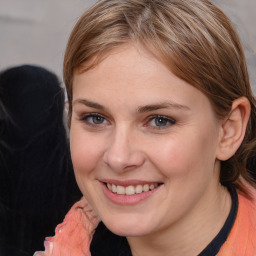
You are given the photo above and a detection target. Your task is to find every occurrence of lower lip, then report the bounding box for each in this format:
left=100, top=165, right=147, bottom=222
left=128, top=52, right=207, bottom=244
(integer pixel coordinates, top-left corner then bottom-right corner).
left=101, top=183, right=161, bottom=205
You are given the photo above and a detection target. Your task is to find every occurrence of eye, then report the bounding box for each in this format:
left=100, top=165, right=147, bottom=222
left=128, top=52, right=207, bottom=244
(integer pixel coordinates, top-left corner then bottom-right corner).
left=148, top=115, right=175, bottom=128
left=80, top=113, right=108, bottom=126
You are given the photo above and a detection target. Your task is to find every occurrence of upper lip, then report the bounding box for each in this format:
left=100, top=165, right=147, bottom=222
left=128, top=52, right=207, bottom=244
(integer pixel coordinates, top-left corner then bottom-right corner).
left=100, top=179, right=162, bottom=186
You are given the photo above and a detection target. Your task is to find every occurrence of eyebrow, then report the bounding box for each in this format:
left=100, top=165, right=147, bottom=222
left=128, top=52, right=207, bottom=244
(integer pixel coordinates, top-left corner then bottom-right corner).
left=137, top=102, right=190, bottom=113
left=73, top=99, right=190, bottom=113
left=73, top=99, right=105, bottom=110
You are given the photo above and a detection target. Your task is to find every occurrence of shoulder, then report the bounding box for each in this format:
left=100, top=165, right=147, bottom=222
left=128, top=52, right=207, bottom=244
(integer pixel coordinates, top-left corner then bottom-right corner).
left=218, top=188, right=256, bottom=256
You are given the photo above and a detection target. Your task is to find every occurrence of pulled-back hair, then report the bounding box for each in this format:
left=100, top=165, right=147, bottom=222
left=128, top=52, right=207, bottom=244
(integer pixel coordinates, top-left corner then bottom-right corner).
left=63, top=0, right=256, bottom=195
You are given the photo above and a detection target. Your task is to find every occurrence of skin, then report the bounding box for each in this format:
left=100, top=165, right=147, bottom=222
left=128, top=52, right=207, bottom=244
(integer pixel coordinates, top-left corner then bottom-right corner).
left=70, top=44, right=232, bottom=256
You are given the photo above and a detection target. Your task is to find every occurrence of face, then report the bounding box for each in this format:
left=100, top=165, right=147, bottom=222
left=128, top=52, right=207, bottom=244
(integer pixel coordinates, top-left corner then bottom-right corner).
left=70, top=44, right=222, bottom=238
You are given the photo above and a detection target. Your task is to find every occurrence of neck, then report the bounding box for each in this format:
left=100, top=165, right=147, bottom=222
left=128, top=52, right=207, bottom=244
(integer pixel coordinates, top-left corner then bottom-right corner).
left=127, top=184, right=232, bottom=256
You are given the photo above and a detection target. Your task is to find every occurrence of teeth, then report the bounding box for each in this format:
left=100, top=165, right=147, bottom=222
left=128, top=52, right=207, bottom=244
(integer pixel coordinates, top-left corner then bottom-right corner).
left=112, top=184, right=117, bottom=193
left=126, top=185, right=135, bottom=195
left=135, top=185, right=142, bottom=194
left=143, top=184, right=149, bottom=192
left=106, top=183, right=159, bottom=195
left=116, top=185, right=125, bottom=195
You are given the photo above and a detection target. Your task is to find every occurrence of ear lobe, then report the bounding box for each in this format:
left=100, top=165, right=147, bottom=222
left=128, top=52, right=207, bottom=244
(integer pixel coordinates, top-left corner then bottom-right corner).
left=216, top=97, right=251, bottom=161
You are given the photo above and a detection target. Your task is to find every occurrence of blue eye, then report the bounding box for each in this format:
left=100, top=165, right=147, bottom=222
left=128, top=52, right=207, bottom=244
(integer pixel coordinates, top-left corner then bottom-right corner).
left=90, top=115, right=105, bottom=124
left=80, top=113, right=108, bottom=125
left=149, top=115, right=175, bottom=128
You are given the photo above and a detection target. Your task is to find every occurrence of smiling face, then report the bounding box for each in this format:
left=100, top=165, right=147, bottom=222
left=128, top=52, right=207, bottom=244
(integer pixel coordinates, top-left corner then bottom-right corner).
left=70, top=44, right=224, bottom=239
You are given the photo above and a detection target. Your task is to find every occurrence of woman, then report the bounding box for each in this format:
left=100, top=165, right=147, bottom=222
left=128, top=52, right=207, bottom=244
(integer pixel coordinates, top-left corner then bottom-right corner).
left=35, top=0, right=256, bottom=255
left=0, top=65, right=81, bottom=256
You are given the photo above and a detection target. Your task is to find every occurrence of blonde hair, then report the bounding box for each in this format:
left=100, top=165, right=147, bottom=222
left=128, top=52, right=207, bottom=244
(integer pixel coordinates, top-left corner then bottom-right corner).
left=63, top=0, right=256, bottom=195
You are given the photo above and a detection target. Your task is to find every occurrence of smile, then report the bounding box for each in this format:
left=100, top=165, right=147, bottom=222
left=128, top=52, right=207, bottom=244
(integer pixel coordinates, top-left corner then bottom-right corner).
left=106, top=183, right=159, bottom=195
left=102, top=181, right=163, bottom=205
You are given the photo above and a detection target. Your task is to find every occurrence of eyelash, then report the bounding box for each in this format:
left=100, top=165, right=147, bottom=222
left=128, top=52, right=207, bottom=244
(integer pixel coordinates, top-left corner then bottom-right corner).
left=146, top=115, right=176, bottom=129
left=79, top=113, right=109, bottom=127
left=79, top=113, right=176, bottom=130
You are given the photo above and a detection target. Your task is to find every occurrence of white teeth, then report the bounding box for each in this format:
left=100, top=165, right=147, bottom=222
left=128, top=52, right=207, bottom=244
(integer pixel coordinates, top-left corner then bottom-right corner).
left=116, top=185, right=125, bottom=195
left=126, top=185, right=135, bottom=195
left=143, top=184, right=149, bottom=192
left=106, top=183, right=159, bottom=195
left=112, top=184, right=117, bottom=193
left=135, top=185, right=143, bottom=194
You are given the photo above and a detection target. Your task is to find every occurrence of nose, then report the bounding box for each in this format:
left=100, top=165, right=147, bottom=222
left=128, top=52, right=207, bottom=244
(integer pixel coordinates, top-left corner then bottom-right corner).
left=103, top=126, right=145, bottom=173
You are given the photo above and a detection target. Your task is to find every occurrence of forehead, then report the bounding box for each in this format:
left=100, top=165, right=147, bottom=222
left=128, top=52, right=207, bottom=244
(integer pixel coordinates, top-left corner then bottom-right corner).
left=74, top=44, right=172, bottom=90
left=72, top=44, right=214, bottom=116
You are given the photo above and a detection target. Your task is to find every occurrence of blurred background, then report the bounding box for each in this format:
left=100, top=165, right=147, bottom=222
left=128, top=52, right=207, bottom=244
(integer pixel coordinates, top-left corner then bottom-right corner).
left=0, top=0, right=256, bottom=93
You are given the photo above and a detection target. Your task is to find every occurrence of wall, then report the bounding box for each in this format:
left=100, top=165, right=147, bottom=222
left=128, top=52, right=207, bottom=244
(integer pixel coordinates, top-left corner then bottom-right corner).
left=1, top=0, right=255, bottom=92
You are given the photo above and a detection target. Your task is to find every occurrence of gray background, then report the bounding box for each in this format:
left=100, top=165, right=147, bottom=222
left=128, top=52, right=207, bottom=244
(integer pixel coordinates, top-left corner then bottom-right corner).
left=0, top=0, right=255, bottom=93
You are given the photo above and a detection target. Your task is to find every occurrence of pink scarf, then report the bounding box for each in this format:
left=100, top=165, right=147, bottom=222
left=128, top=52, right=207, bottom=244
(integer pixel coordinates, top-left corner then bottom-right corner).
left=33, top=197, right=99, bottom=256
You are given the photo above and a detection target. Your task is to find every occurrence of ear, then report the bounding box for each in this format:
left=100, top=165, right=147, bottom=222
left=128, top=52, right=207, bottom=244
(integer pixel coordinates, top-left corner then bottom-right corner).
left=216, top=97, right=251, bottom=161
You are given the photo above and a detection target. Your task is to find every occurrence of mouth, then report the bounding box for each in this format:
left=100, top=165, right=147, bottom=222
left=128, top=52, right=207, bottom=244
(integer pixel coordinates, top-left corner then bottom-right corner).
left=105, top=182, right=162, bottom=196
left=101, top=181, right=163, bottom=205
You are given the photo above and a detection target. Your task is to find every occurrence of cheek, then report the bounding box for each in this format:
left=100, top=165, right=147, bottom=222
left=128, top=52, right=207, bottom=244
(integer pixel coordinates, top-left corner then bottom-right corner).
left=150, top=130, right=217, bottom=180
left=70, top=125, right=104, bottom=176
left=152, top=135, right=195, bottom=166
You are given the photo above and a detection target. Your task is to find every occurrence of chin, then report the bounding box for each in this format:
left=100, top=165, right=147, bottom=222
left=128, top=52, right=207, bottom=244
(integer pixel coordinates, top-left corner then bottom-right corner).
left=103, top=219, right=153, bottom=237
